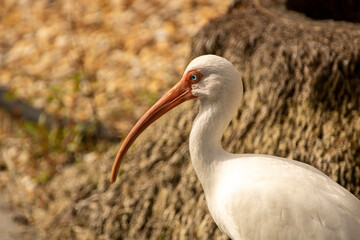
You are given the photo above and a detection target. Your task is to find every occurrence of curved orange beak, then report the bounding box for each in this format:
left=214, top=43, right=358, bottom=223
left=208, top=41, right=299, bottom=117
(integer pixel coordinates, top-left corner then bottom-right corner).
left=110, top=76, right=196, bottom=183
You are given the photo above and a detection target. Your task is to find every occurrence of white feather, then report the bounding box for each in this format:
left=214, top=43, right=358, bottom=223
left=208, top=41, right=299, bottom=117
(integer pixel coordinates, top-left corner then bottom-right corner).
left=185, top=55, right=360, bottom=240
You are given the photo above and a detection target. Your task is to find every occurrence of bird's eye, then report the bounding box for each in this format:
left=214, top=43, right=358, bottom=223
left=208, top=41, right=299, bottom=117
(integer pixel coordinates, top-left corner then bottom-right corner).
left=187, top=71, right=202, bottom=83
left=190, top=74, right=198, bottom=81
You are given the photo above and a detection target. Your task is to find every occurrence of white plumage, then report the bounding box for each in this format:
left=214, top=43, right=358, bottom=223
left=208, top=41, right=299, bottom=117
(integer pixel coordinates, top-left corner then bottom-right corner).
left=111, top=55, right=360, bottom=240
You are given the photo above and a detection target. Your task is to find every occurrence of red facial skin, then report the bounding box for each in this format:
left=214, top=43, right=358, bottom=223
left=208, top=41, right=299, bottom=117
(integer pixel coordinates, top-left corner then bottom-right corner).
left=110, top=71, right=202, bottom=183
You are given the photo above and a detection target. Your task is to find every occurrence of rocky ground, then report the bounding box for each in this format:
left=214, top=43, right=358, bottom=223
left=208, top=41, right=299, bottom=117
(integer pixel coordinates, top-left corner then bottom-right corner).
left=0, top=0, right=231, bottom=239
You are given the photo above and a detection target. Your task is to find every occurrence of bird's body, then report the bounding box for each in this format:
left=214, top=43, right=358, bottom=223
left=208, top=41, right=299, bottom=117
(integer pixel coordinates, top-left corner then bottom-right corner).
left=199, top=154, right=360, bottom=240
left=111, top=55, right=360, bottom=239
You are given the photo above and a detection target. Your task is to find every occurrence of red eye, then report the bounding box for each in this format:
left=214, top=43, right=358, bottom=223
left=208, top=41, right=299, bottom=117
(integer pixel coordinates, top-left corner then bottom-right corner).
left=187, top=71, right=202, bottom=83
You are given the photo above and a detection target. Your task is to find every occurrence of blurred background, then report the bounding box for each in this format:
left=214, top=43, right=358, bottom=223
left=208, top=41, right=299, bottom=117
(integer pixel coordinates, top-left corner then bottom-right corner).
left=0, top=0, right=230, bottom=238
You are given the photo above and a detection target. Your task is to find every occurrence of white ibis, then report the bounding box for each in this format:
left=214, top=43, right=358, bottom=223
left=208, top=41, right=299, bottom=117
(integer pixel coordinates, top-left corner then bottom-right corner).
left=110, top=55, right=360, bottom=239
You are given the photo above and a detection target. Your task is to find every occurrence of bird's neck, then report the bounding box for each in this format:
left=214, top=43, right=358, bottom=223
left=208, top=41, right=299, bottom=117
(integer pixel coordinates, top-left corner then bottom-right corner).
left=189, top=99, right=236, bottom=190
